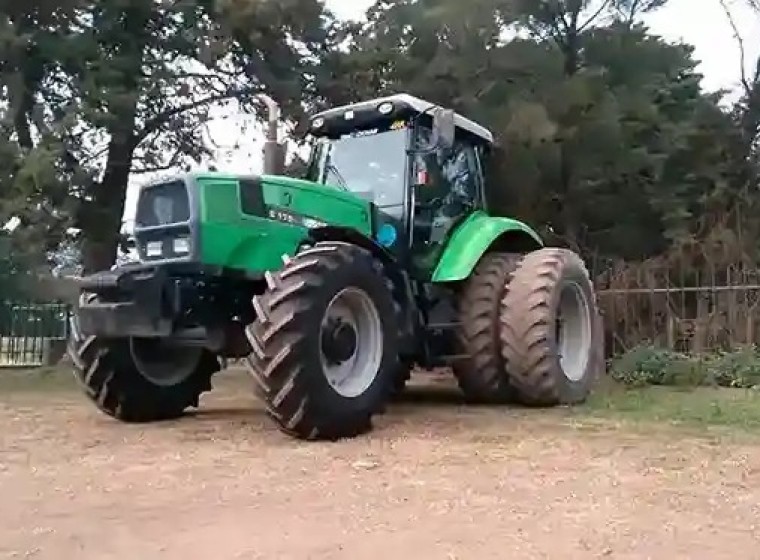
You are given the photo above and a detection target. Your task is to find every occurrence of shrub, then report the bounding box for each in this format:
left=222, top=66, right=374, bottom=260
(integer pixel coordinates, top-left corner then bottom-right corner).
left=610, top=345, right=760, bottom=389
left=707, top=346, right=760, bottom=389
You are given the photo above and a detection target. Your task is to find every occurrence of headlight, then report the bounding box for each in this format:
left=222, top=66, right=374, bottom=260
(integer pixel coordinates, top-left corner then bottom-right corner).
left=146, top=241, right=162, bottom=258
left=143, top=237, right=191, bottom=259
left=378, top=101, right=394, bottom=115
left=173, top=237, right=191, bottom=255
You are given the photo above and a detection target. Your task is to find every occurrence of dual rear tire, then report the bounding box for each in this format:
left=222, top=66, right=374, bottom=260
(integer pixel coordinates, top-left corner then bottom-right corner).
left=454, top=248, right=603, bottom=406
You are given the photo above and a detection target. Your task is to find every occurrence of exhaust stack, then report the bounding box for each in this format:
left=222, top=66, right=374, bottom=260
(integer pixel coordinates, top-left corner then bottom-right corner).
left=254, top=94, right=285, bottom=176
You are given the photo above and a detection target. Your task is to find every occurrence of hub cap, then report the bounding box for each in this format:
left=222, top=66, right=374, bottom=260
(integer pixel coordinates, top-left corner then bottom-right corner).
left=130, top=338, right=201, bottom=387
left=556, top=281, right=592, bottom=382
left=320, top=287, right=384, bottom=398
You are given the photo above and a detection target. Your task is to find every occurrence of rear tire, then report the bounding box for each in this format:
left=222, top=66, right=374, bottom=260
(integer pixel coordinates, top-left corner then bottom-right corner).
left=67, top=299, right=220, bottom=422
left=245, top=242, right=400, bottom=440
left=499, top=248, right=603, bottom=405
left=453, top=252, right=521, bottom=403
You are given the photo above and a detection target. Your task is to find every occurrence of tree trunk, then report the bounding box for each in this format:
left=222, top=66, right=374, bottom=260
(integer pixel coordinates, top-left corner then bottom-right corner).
left=79, top=3, right=151, bottom=274
left=557, top=14, right=581, bottom=250
left=81, top=136, right=135, bottom=274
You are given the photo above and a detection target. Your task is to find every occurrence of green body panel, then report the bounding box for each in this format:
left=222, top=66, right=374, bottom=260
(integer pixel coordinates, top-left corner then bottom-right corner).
left=194, top=174, right=372, bottom=273
left=431, top=211, right=543, bottom=283
left=260, top=175, right=373, bottom=235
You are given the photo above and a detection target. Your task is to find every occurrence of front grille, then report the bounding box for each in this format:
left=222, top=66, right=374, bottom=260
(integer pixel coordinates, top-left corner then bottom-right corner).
left=135, top=179, right=193, bottom=262
left=136, top=180, right=190, bottom=227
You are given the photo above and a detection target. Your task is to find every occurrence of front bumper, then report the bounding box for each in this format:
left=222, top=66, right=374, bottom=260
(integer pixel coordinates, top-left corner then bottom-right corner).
left=75, top=263, right=211, bottom=338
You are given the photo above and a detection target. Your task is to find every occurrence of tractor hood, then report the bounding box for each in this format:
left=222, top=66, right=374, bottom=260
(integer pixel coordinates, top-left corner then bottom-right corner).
left=132, top=171, right=377, bottom=276
left=260, top=174, right=373, bottom=237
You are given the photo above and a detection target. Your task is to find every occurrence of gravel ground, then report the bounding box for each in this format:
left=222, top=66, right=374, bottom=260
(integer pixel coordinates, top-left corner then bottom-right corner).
left=2, top=369, right=760, bottom=560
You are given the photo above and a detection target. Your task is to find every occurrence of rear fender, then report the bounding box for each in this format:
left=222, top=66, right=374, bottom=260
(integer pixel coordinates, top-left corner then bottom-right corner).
left=431, top=211, right=543, bottom=283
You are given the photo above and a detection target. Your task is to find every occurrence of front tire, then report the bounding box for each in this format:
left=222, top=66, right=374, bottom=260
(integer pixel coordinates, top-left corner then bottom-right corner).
left=499, top=248, right=603, bottom=405
left=245, top=242, right=400, bottom=441
left=67, top=303, right=220, bottom=422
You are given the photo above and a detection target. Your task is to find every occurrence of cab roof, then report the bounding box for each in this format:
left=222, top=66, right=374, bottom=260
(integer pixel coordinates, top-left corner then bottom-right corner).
left=310, top=93, right=494, bottom=145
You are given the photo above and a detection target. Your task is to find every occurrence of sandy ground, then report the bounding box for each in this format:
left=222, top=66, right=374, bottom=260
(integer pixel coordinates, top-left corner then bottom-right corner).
left=2, top=370, right=760, bottom=560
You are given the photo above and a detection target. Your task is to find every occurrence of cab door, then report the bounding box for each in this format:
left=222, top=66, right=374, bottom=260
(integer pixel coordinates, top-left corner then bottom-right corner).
left=410, top=127, right=483, bottom=278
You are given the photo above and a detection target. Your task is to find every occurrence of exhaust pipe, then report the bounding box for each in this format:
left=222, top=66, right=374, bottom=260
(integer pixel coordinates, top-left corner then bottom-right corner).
left=253, top=93, right=285, bottom=175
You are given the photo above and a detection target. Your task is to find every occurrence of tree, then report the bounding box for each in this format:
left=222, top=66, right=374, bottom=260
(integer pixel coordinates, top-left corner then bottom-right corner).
left=327, top=0, right=737, bottom=259
left=0, top=0, right=332, bottom=273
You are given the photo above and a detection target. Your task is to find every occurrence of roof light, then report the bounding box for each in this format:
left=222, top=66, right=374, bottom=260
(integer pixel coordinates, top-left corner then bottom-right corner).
left=378, top=101, right=394, bottom=115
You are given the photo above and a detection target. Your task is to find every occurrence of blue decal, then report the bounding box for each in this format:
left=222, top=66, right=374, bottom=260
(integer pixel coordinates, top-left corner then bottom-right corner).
left=376, top=224, right=397, bottom=248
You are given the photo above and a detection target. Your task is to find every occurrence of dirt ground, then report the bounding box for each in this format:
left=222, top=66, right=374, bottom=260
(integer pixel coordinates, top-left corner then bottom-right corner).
left=2, top=369, right=760, bottom=560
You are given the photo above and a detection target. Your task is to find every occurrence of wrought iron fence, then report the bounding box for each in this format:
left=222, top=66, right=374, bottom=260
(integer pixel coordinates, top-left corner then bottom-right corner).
left=3, top=259, right=760, bottom=369
left=595, top=261, right=760, bottom=356
left=0, top=302, right=70, bottom=367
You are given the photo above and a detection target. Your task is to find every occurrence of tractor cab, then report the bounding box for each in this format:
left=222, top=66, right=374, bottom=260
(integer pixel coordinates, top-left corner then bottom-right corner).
left=304, top=94, right=495, bottom=270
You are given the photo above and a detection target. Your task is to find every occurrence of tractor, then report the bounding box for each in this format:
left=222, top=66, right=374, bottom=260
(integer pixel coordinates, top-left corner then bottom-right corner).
left=68, top=93, right=604, bottom=440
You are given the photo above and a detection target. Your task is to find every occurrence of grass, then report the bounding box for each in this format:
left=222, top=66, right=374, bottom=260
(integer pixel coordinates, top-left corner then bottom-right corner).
left=581, top=380, right=760, bottom=431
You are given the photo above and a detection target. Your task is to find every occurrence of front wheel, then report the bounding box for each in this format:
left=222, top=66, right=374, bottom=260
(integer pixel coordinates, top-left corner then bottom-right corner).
left=245, top=242, right=401, bottom=440
left=499, top=248, right=604, bottom=405
left=67, top=300, right=221, bottom=422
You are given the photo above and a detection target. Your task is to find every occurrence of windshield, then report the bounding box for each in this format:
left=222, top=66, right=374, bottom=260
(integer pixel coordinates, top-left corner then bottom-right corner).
left=307, top=127, right=408, bottom=209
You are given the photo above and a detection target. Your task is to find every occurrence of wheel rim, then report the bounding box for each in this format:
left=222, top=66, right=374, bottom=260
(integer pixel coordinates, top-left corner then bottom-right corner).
left=320, top=287, right=384, bottom=398
left=129, top=338, right=201, bottom=387
left=556, top=281, right=592, bottom=382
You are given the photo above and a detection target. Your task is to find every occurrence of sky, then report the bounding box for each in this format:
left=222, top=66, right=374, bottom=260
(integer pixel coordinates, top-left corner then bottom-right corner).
left=121, top=0, right=760, bottom=226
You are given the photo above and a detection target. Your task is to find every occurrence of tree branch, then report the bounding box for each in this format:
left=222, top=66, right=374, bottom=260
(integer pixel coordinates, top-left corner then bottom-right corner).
left=134, top=89, right=253, bottom=145
left=578, top=0, right=613, bottom=32
left=131, top=146, right=184, bottom=174
left=718, top=0, right=752, bottom=96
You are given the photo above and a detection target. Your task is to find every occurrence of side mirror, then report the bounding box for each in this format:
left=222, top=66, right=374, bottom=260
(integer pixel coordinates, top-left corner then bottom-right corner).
left=432, top=108, right=455, bottom=151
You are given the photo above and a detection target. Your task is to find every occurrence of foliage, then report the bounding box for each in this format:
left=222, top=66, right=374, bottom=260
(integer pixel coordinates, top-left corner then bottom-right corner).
left=322, top=0, right=759, bottom=260
left=0, top=0, right=332, bottom=272
left=0, top=0, right=759, bottom=279
left=611, top=345, right=760, bottom=389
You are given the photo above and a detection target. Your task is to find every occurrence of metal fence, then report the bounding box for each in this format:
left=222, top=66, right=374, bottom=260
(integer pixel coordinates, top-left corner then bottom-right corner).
left=3, top=259, right=760, bottom=368
left=0, top=302, right=70, bottom=367
left=595, top=261, right=760, bottom=356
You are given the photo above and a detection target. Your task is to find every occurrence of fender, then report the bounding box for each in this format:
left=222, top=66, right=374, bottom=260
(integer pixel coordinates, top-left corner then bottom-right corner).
left=431, top=210, right=543, bottom=283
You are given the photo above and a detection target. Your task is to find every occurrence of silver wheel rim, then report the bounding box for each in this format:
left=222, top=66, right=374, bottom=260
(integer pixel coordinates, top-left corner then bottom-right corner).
left=129, top=338, right=201, bottom=387
left=556, top=281, right=592, bottom=382
left=320, top=287, right=384, bottom=398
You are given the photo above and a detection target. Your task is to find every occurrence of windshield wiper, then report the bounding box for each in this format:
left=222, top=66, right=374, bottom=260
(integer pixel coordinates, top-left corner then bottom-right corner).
left=325, top=161, right=350, bottom=192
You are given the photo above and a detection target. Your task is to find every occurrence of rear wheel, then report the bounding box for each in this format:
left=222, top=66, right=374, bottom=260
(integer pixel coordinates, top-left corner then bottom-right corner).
left=245, top=242, right=400, bottom=440
left=499, top=248, right=603, bottom=405
left=67, top=297, right=220, bottom=422
left=453, top=252, right=521, bottom=403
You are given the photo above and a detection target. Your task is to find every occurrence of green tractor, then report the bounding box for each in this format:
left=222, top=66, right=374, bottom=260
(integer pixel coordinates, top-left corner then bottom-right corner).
left=69, top=93, right=604, bottom=440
